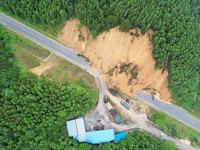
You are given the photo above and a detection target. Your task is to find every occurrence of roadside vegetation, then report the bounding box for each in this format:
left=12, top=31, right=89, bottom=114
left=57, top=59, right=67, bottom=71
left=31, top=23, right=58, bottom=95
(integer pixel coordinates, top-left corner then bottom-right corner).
left=150, top=110, right=200, bottom=147
left=98, top=131, right=175, bottom=150
left=9, top=28, right=97, bottom=89
left=0, top=9, right=64, bottom=39
left=43, top=56, right=97, bottom=89
left=1, top=0, right=199, bottom=116
left=0, top=24, right=98, bottom=149
left=0, top=23, right=175, bottom=150
left=14, top=35, right=50, bottom=69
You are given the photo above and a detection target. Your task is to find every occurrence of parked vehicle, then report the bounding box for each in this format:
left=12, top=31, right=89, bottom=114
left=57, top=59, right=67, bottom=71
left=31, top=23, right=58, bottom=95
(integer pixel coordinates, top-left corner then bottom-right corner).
left=120, top=100, right=131, bottom=110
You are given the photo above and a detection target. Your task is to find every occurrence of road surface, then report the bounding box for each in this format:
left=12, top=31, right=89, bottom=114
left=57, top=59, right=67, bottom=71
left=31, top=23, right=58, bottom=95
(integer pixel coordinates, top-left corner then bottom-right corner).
left=0, top=12, right=107, bottom=112
left=106, top=91, right=198, bottom=150
left=0, top=12, right=199, bottom=149
left=135, top=92, right=200, bottom=132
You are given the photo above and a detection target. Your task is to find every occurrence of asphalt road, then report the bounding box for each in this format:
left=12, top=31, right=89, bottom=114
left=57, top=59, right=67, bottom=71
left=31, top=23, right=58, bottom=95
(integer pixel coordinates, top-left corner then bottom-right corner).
left=0, top=12, right=105, bottom=112
left=135, top=92, right=200, bottom=132
left=1, top=12, right=200, bottom=134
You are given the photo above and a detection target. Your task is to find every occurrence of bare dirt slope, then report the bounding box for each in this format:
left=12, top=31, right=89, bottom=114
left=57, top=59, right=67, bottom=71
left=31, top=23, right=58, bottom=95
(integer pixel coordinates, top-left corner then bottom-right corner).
left=58, top=20, right=171, bottom=102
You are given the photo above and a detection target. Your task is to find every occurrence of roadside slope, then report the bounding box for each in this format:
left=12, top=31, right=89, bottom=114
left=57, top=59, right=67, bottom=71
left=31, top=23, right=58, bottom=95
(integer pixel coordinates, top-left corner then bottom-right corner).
left=58, top=20, right=171, bottom=102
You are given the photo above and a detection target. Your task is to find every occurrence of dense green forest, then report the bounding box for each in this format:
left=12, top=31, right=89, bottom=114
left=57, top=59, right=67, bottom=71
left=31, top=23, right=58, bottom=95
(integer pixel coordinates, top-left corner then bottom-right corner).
left=0, top=25, right=98, bottom=149
left=1, top=0, right=199, bottom=113
left=0, top=25, right=174, bottom=149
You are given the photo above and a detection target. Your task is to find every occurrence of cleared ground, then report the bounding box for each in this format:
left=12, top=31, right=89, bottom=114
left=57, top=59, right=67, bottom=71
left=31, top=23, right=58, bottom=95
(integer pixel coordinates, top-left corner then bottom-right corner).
left=14, top=37, right=50, bottom=69
left=58, top=19, right=171, bottom=102
left=3, top=15, right=198, bottom=149
left=13, top=30, right=97, bottom=89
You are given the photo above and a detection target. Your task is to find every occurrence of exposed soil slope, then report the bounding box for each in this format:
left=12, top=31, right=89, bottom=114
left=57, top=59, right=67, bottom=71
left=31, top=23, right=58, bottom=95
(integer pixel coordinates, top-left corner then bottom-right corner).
left=58, top=20, right=171, bottom=102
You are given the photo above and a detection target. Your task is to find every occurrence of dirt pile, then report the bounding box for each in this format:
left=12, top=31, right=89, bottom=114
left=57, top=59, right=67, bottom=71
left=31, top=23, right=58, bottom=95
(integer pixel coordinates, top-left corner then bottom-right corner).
left=58, top=20, right=171, bottom=102
left=30, top=54, right=58, bottom=76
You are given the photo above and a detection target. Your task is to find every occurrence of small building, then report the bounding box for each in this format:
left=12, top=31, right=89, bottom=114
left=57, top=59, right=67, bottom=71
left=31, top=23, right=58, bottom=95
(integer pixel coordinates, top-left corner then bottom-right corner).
left=66, top=118, right=125, bottom=144
left=109, top=109, right=117, bottom=116
left=106, top=102, right=113, bottom=110
left=66, top=118, right=86, bottom=137
left=114, top=114, right=123, bottom=124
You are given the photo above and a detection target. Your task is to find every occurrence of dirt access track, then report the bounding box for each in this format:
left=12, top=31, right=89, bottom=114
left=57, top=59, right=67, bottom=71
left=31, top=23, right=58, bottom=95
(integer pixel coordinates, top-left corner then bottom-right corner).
left=58, top=20, right=171, bottom=102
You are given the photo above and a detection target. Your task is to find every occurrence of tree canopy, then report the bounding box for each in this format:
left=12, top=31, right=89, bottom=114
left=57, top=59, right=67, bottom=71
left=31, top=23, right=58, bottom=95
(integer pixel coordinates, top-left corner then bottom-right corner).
left=1, top=0, right=199, bottom=113
left=0, top=24, right=175, bottom=149
left=0, top=25, right=97, bottom=149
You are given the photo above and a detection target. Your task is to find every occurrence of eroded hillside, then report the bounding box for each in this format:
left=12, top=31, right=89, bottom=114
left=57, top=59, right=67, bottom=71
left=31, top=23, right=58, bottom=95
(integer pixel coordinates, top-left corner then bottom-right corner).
left=58, top=20, right=171, bottom=102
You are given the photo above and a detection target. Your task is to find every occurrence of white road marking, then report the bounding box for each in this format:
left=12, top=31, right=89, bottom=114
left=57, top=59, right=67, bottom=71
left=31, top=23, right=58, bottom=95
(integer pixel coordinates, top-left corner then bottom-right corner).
left=161, top=105, right=167, bottom=108
left=29, top=32, right=33, bottom=35
left=159, top=103, right=165, bottom=107
left=2, top=13, right=200, bottom=134
left=45, top=41, right=50, bottom=44
left=6, top=20, right=11, bottom=22
left=192, top=121, right=197, bottom=125
left=181, top=115, right=187, bottom=119
left=55, top=45, right=60, bottom=49
left=14, top=24, right=20, bottom=27
left=170, top=109, right=175, bottom=113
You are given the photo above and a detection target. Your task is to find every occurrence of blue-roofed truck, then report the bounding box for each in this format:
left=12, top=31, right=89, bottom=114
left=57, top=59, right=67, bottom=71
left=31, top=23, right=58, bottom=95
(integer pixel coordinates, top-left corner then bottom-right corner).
left=120, top=101, right=131, bottom=110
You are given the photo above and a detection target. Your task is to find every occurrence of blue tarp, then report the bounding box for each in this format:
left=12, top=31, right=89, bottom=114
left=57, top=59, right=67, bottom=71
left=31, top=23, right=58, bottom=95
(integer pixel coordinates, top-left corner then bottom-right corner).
left=114, top=132, right=126, bottom=143
left=75, top=129, right=115, bottom=144
left=67, top=118, right=118, bottom=144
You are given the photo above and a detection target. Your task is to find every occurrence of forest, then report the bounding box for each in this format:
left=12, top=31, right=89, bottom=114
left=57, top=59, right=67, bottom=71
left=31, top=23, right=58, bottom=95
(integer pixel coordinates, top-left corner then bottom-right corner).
left=0, top=25, right=174, bottom=149
left=0, top=25, right=97, bottom=149
left=1, top=0, right=199, bottom=114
